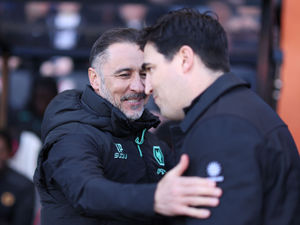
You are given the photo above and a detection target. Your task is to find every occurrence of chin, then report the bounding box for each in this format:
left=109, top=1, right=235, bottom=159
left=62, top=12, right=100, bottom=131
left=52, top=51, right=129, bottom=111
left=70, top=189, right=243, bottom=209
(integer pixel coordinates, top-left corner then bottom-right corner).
left=124, top=109, right=144, bottom=120
left=161, top=108, right=184, bottom=121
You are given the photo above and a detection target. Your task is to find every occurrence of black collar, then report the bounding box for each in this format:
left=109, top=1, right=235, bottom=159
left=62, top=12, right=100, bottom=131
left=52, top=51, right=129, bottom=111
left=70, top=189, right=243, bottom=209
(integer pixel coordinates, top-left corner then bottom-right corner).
left=180, top=73, right=249, bottom=133
left=81, top=85, right=160, bottom=136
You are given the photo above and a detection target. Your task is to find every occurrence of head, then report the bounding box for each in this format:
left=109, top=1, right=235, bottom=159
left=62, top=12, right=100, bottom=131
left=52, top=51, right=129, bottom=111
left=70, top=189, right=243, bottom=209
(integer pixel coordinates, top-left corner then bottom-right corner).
left=89, top=28, right=148, bottom=120
left=140, top=8, right=230, bottom=120
left=0, top=130, right=12, bottom=170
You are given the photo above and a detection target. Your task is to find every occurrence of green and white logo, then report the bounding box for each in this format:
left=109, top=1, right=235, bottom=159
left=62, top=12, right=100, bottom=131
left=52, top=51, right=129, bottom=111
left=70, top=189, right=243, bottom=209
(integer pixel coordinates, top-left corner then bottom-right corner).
left=115, top=143, right=123, bottom=153
left=157, top=168, right=166, bottom=175
left=153, top=146, right=165, bottom=166
left=114, top=143, right=127, bottom=159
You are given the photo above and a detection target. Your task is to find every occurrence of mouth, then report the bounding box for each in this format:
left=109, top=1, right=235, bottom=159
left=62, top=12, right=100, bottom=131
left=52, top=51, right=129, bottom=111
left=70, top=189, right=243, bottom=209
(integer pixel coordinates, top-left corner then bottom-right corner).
left=121, top=93, right=146, bottom=109
left=125, top=98, right=144, bottom=105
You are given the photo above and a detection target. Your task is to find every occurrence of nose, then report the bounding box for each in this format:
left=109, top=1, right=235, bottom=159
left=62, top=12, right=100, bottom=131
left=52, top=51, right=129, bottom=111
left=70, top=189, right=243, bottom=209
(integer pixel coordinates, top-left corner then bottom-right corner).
left=129, top=73, right=144, bottom=93
left=145, top=74, right=153, bottom=95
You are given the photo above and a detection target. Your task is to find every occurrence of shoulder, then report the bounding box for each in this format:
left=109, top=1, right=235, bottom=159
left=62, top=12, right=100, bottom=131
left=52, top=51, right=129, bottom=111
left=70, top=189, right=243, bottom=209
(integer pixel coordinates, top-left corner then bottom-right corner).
left=206, top=87, right=285, bottom=135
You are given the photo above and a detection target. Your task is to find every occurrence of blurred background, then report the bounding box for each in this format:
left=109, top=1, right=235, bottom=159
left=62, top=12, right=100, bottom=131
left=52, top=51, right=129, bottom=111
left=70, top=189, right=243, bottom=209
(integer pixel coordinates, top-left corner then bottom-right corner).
left=0, top=0, right=300, bottom=160
left=0, top=0, right=299, bottom=224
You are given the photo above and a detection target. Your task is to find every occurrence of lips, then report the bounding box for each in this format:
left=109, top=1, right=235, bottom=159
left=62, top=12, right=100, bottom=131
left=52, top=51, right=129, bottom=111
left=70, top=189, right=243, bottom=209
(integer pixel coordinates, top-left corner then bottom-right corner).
left=126, top=98, right=144, bottom=104
left=123, top=98, right=144, bottom=111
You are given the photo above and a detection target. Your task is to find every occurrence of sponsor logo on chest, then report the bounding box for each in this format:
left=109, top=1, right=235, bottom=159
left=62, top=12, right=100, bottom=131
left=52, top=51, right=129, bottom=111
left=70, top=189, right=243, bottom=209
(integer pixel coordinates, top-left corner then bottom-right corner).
left=114, top=143, right=127, bottom=159
left=206, top=161, right=224, bottom=182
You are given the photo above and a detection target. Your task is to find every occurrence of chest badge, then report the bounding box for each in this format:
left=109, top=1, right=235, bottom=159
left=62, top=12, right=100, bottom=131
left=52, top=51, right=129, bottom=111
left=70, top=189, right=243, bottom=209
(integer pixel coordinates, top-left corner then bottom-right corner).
left=153, top=146, right=165, bottom=166
left=206, top=161, right=224, bottom=182
left=114, top=143, right=127, bottom=159
left=1, top=192, right=15, bottom=207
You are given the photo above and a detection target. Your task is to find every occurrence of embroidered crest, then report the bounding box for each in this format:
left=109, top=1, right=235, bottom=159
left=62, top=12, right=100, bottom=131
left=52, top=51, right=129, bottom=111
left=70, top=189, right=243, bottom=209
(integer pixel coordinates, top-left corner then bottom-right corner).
left=153, top=146, right=165, bottom=166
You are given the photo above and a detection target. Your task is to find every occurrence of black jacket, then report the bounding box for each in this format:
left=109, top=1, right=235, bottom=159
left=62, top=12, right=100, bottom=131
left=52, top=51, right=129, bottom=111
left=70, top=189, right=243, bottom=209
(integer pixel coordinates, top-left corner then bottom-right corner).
left=0, top=166, right=35, bottom=225
left=34, top=86, right=174, bottom=225
left=170, top=73, right=300, bottom=225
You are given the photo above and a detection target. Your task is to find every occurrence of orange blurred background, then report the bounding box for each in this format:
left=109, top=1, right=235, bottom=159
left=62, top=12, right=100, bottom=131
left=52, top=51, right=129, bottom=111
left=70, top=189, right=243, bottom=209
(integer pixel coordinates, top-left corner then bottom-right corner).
left=278, top=0, right=300, bottom=152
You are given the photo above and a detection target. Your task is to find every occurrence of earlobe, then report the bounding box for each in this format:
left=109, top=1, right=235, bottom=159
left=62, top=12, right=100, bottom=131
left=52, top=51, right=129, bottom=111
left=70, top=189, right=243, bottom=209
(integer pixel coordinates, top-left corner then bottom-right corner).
left=88, top=67, right=100, bottom=92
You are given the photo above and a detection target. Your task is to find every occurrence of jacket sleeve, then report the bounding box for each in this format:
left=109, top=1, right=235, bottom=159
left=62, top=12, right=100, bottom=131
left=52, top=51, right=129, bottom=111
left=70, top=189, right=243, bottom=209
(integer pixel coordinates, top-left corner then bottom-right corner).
left=42, top=133, right=157, bottom=221
left=178, top=116, right=300, bottom=225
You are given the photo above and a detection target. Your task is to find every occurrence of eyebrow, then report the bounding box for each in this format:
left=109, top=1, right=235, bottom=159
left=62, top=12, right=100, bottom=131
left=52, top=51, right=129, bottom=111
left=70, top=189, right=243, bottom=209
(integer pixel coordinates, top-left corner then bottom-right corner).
left=113, top=68, right=132, bottom=75
left=141, top=63, right=150, bottom=70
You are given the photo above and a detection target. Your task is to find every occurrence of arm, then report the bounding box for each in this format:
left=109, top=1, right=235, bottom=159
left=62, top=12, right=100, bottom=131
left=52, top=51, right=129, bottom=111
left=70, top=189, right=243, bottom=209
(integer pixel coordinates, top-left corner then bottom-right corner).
left=44, top=133, right=156, bottom=221
left=44, top=133, right=222, bottom=221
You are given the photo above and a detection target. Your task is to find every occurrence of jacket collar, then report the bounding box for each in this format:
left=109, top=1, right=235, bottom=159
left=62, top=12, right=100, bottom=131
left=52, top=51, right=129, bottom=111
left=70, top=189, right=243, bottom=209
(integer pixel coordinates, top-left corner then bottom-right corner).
left=81, top=85, right=160, bottom=136
left=81, top=85, right=116, bottom=118
left=179, top=73, right=249, bottom=133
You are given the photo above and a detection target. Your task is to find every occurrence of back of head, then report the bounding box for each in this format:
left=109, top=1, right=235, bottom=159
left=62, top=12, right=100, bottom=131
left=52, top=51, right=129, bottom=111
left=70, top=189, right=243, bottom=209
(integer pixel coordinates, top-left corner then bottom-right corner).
left=140, top=8, right=230, bottom=73
left=89, top=28, right=141, bottom=69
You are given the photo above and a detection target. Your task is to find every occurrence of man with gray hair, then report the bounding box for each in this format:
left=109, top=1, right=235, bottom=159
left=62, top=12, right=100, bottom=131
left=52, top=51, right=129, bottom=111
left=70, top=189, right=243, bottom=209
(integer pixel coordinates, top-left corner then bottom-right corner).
left=34, top=28, right=222, bottom=225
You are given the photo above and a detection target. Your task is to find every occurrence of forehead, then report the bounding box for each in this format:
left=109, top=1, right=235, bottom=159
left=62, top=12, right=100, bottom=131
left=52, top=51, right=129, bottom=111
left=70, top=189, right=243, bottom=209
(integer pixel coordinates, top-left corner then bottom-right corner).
left=105, top=42, right=144, bottom=70
left=143, top=43, right=163, bottom=64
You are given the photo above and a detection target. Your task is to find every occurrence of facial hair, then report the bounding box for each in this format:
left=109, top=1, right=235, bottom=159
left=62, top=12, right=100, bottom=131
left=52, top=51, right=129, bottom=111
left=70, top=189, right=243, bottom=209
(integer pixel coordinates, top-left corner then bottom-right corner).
left=100, top=82, right=146, bottom=120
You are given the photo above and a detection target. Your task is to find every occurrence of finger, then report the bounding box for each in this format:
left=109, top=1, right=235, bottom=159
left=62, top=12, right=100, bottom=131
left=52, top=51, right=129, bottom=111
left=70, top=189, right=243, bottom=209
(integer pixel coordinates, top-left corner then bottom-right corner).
left=178, top=206, right=211, bottom=219
left=179, top=177, right=216, bottom=187
left=180, top=186, right=222, bottom=197
left=181, top=196, right=220, bottom=207
left=168, top=154, right=189, bottom=176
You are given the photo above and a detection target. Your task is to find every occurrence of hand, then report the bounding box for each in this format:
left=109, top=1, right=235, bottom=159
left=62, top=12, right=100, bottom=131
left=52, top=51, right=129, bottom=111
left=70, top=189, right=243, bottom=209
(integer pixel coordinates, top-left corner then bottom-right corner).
left=154, top=154, right=222, bottom=219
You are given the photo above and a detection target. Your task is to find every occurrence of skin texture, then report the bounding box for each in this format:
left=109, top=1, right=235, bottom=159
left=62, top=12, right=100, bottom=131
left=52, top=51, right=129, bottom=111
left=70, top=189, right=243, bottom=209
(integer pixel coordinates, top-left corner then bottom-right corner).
left=143, top=43, right=222, bottom=120
left=89, top=42, right=149, bottom=120
left=143, top=43, right=187, bottom=120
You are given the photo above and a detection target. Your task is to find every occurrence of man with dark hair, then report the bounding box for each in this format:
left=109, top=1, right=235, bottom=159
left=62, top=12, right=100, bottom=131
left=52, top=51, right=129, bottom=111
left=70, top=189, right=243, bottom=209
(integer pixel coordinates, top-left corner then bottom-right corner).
left=141, top=8, right=300, bottom=225
left=0, top=130, right=35, bottom=225
left=34, top=27, right=222, bottom=225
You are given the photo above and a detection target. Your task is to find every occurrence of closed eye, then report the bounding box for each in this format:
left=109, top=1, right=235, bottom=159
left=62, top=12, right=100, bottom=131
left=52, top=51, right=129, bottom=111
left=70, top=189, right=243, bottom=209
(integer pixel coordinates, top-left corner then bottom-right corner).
left=145, top=66, right=153, bottom=74
left=140, top=71, right=146, bottom=78
left=118, top=73, right=130, bottom=77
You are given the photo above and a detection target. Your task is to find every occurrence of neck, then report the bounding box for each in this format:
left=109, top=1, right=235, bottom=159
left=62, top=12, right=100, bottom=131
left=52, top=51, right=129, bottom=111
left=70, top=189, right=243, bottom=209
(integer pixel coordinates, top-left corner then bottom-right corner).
left=187, top=68, right=223, bottom=108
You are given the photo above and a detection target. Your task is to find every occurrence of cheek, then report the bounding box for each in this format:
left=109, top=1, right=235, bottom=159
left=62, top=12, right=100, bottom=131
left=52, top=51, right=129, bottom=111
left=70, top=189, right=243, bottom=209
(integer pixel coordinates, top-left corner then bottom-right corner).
left=107, top=81, right=126, bottom=96
left=151, top=72, right=162, bottom=89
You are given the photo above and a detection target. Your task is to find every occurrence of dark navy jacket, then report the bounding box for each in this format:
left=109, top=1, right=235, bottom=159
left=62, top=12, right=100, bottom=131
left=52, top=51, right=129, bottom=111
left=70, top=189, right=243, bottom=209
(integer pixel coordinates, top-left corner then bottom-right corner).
left=34, top=86, right=174, bottom=225
left=170, top=73, right=300, bottom=225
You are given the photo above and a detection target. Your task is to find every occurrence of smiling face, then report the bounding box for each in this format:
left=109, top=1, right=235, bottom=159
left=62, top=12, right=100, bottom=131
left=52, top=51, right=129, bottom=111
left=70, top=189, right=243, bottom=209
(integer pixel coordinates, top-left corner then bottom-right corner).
left=143, top=43, right=186, bottom=120
left=89, top=42, right=149, bottom=120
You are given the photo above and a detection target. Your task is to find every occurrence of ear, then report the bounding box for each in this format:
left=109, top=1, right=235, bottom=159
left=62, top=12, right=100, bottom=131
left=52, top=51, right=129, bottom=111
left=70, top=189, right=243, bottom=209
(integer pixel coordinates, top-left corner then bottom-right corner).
left=178, top=45, right=194, bottom=74
left=88, top=67, right=100, bottom=92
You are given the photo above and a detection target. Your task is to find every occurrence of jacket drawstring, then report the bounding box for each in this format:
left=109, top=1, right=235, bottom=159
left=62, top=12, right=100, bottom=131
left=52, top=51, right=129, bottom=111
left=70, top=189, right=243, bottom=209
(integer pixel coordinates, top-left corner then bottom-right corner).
left=135, top=128, right=147, bottom=157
